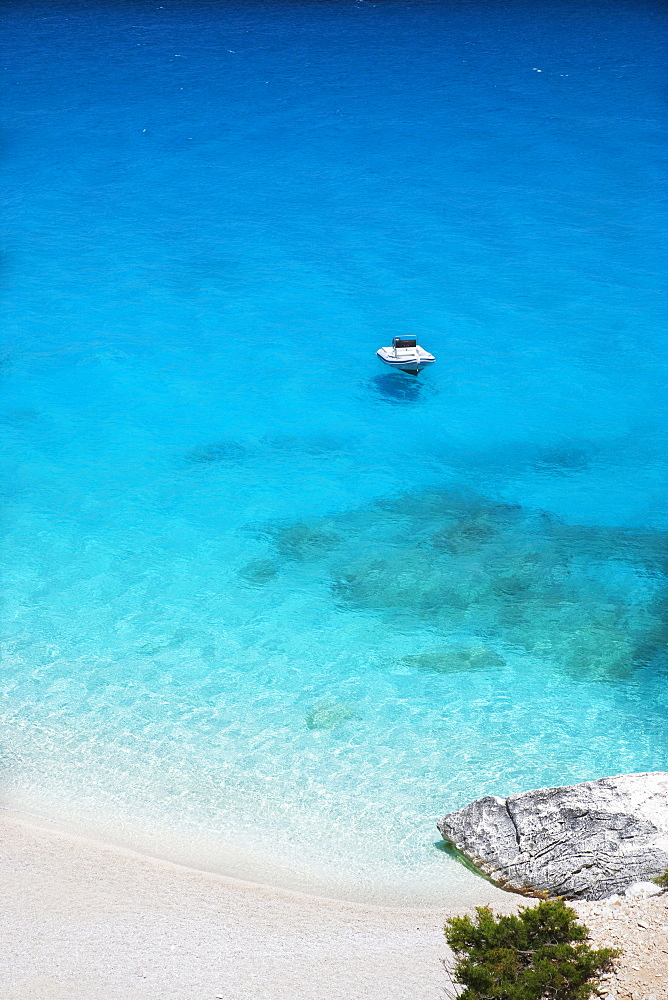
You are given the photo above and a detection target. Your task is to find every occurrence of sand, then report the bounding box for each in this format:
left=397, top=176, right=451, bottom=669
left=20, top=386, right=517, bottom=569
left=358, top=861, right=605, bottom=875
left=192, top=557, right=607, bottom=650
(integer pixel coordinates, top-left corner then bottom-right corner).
left=2, top=808, right=665, bottom=1000
left=0, top=808, right=502, bottom=1000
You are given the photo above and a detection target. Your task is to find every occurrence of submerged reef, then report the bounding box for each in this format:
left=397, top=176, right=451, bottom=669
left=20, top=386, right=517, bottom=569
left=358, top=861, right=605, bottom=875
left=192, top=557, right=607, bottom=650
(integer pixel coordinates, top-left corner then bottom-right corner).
left=261, top=488, right=667, bottom=682
left=238, top=558, right=281, bottom=584
left=265, top=434, right=347, bottom=457
left=263, top=521, right=341, bottom=563
left=305, top=699, right=354, bottom=730
left=402, top=645, right=505, bottom=674
left=185, top=439, right=249, bottom=464
left=529, top=444, right=593, bottom=475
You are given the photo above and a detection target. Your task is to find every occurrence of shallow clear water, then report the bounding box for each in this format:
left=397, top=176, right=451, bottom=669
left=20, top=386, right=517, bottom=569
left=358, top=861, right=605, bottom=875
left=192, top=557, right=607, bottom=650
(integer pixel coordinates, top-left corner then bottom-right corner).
left=1, top=0, right=667, bottom=904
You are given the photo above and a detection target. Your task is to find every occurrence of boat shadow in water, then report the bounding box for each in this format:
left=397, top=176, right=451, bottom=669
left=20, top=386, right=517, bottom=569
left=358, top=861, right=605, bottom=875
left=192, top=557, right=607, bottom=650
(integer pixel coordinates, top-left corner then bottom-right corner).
left=368, top=373, right=435, bottom=406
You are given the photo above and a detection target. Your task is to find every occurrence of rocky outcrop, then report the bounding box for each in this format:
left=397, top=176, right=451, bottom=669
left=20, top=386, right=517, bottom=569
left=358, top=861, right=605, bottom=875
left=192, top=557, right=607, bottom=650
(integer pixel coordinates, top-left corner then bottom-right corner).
left=437, top=772, right=668, bottom=900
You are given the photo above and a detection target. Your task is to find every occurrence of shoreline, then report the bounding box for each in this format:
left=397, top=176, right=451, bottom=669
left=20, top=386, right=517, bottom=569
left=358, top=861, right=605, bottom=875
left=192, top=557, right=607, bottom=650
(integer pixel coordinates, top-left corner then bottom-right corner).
left=0, top=786, right=513, bottom=908
left=2, top=806, right=666, bottom=998
left=0, top=805, right=518, bottom=1000
left=0, top=804, right=466, bottom=916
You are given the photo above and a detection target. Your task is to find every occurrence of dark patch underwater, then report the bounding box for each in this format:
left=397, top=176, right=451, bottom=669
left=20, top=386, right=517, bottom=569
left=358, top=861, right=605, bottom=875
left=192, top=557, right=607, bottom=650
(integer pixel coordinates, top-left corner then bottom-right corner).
left=260, top=486, right=668, bottom=683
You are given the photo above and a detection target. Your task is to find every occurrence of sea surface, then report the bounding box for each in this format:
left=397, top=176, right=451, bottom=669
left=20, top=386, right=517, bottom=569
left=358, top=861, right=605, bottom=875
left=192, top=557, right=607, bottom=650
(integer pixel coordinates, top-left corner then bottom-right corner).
left=1, top=0, right=667, bottom=905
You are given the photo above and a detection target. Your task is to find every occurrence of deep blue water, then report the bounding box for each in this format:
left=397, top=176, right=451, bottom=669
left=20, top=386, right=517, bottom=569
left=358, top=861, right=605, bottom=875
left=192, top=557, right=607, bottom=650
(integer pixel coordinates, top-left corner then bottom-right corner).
left=1, top=0, right=667, bottom=904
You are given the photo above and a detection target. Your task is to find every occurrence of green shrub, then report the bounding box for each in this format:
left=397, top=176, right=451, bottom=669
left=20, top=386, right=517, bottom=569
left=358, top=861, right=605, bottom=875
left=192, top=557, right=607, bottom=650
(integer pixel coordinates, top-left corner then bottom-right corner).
left=444, top=898, right=618, bottom=1000
left=652, top=869, right=668, bottom=888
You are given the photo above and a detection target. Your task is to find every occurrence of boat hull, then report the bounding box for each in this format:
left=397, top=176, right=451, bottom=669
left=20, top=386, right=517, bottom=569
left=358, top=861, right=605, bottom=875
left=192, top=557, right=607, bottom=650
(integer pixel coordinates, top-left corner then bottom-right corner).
left=376, top=347, right=435, bottom=375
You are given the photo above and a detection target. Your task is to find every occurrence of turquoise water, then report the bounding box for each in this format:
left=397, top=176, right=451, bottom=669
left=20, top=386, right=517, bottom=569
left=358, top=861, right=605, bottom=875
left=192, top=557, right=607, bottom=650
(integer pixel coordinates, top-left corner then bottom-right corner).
left=1, top=0, right=667, bottom=904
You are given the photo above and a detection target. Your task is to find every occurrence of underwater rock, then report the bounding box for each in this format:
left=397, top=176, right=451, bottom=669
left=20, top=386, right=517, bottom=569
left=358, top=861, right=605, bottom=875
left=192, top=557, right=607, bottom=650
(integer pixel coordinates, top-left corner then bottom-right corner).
left=531, top=444, right=592, bottom=475
left=437, top=772, right=668, bottom=900
left=402, top=645, right=505, bottom=674
left=185, top=440, right=248, bottom=464
left=137, top=630, right=188, bottom=655
left=266, top=434, right=346, bottom=456
left=238, top=558, right=281, bottom=584
left=560, top=621, right=637, bottom=681
left=264, top=486, right=668, bottom=681
left=268, top=522, right=341, bottom=562
left=0, top=408, right=39, bottom=425
left=430, top=515, right=498, bottom=555
left=305, top=699, right=354, bottom=730
left=325, top=487, right=668, bottom=682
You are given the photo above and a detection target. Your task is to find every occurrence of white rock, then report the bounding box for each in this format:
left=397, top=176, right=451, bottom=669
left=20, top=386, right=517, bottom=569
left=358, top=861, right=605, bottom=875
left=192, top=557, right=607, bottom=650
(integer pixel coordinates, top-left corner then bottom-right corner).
left=624, top=881, right=662, bottom=899
left=437, top=772, right=668, bottom=900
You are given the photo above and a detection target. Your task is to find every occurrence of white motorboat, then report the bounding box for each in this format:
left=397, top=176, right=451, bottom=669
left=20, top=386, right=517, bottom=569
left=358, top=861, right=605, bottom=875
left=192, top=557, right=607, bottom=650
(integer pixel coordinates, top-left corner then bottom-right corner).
left=376, top=337, right=435, bottom=375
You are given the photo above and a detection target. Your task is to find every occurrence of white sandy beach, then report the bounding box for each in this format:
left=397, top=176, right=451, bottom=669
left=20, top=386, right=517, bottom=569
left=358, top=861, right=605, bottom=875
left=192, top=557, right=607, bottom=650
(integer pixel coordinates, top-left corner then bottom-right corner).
left=0, top=808, right=521, bottom=1000
left=3, top=808, right=666, bottom=1000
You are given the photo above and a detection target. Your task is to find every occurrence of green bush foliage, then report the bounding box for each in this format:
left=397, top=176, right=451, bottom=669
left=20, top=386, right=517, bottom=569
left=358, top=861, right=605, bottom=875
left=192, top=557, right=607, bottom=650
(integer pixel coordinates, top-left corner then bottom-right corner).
left=652, top=869, right=668, bottom=888
left=444, top=899, right=618, bottom=1000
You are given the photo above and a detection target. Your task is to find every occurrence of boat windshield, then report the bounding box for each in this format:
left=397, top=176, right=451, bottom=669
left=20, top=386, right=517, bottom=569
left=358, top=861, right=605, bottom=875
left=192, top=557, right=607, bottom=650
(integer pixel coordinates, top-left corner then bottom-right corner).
left=393, top=338, right=417, bottom=348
